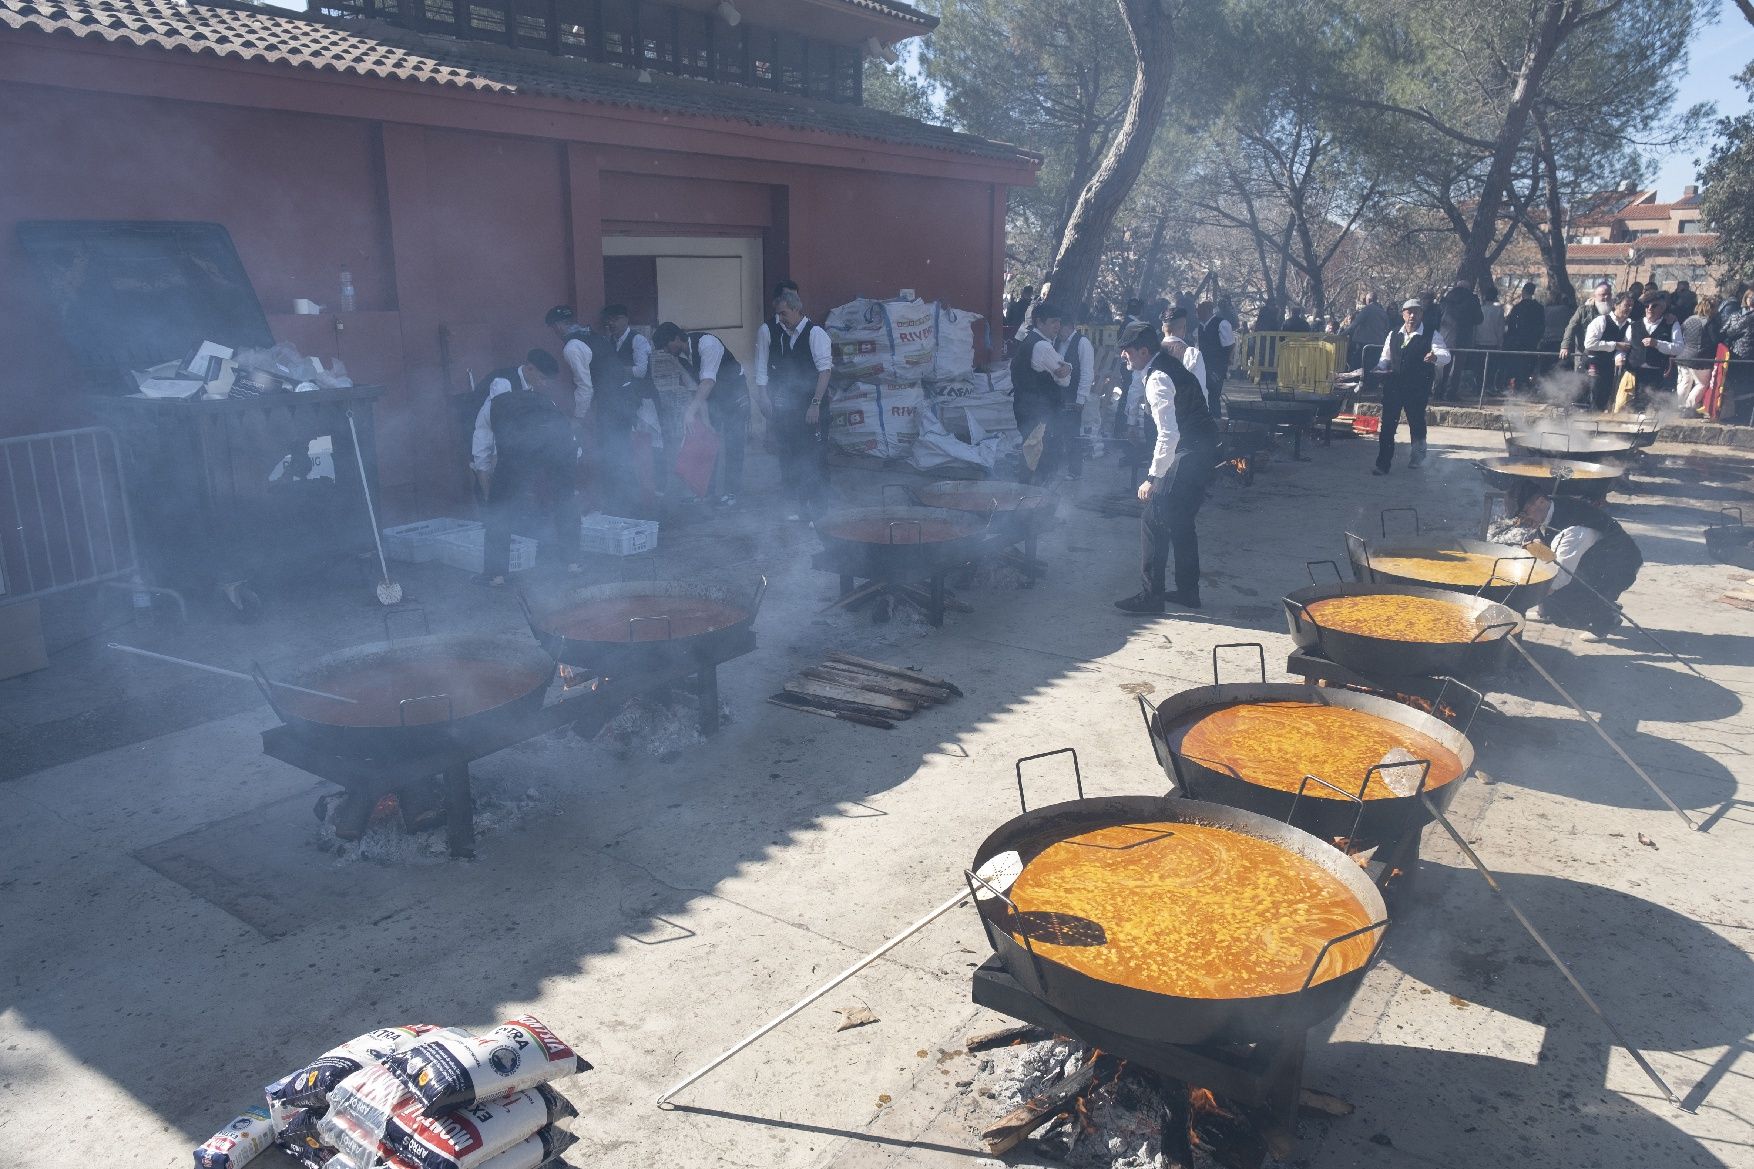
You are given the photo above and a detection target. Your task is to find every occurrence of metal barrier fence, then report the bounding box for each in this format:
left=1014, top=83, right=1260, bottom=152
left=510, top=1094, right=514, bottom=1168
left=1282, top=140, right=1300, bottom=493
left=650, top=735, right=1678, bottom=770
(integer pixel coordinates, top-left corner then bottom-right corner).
left=1439, top=347, right=1753, bottom=422
left=0, top=426, right=182, bottom=614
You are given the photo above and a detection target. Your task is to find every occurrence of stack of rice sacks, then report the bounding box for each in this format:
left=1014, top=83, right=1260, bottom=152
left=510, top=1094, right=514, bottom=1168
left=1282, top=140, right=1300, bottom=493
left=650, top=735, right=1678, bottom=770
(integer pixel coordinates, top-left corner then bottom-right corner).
left=194, top=1016, right=589, bottom=1169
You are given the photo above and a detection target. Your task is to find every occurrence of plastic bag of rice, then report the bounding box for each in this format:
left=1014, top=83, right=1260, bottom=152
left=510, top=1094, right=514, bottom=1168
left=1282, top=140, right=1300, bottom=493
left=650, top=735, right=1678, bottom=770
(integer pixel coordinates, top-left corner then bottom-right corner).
left=383, top=1015, right=590, bottom=1116
left=268, top=1024, right=454, bottom=1114
left=325, top=1125, right=575, bottom=1169
left=319, top=1064, right=576, bottom=1169
left=194, top=1105, right=275, bottom=1169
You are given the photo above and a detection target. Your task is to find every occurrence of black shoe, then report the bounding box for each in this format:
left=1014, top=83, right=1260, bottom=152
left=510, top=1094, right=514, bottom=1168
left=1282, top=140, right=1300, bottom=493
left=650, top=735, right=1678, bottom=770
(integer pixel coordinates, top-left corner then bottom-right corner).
left=1114, top=591, right=1164, bottom=615
left=1164, top=589, right=1203, bottom=610
left=1371, top=466, right=1389, bottom=476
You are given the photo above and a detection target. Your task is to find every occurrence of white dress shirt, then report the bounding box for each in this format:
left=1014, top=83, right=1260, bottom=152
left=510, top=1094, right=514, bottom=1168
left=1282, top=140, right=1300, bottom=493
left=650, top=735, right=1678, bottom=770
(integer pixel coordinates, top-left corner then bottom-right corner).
left=562, top=334, right=594, bottom=419
left=690, top=333, right=726, bottom=384
left=1144, top=369, right=1181, bottom=478
left=1584, top=314, right=1631, bottom=359
left=754, top=318, right=833, bottom=386
left=1176, top=339, right=1207, bottom=393
left=1029, top=336, right=1072, bottom=388
left=1637, top=313, right=1680, bottom=356
left=612, top=328, right=651, bottom=380
left=1375, top=325, right=1452, bottom=369
left=1058, top=332, right=1095, bottom=404
left=470, top=367, right=529, bottom=473
left=1204, top=317, right=1236, bottom=347
left=1533, top=500, right=1601, bottom=593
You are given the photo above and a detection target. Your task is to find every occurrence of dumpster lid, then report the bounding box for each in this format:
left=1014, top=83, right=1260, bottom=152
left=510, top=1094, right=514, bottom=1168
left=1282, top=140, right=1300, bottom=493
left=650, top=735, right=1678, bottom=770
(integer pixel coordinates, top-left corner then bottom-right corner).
left=16, top=220, right=275, bottom=394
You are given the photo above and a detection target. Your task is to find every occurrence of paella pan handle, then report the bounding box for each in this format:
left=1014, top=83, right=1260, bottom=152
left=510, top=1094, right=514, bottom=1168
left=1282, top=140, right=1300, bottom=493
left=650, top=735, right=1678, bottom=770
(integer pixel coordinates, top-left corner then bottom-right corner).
left=1290, top=773, right=1368, bottom=851
left=749, top=574, right=770, bottom=617
left=887, top=518, right=923, bottom=545
left=1307, top=559, right=1345, bottom=585
left=880, top=483, right=914, bottom=508
left=1380, top=507, right=1420, bottom=538
left=383, top=605, right=431, bottom=642
left=513, top=588, right=543, bottom=637
left=1370, top=756, right=1434, bottom=859
left=1211, top=642, right=1267, bottom=687
left=1470, top=619, right=1518, bottom=644
left=1300, top=918, right=1390, bottom=991
left=1541, top=430, right=1572, bottom=451
left=399, top=693, right=454, bottom=726
left=1432, top=675, right=1487, bottom=735
left=1477, top=557, right=1524, bottom=596
left=1015, top=747, right=1084, bottom=813
left=1283, top=598, right=1328, bottom=655
left=628, top=615, right=674, bottom=642
left=1343, top=532, right=1373, bottom=579
left=1719, top=506, right=1745, bottom=529
left=249, top=660, right=291, bottom=723
left=1135, top=693, right=1178, bottom=788
left=964, top=868, right=1046, bottom=984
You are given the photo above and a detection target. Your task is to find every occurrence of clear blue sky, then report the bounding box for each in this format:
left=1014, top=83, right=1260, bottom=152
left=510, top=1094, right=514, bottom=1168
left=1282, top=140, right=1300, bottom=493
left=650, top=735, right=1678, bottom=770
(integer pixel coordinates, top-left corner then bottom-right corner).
left=1653, top=0, right=1754, bottom=194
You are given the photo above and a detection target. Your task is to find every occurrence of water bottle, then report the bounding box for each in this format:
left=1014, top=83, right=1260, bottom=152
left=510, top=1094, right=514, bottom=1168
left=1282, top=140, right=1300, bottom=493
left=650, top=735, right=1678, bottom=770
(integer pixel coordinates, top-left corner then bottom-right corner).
left=339, top=268, right=356, bottom=313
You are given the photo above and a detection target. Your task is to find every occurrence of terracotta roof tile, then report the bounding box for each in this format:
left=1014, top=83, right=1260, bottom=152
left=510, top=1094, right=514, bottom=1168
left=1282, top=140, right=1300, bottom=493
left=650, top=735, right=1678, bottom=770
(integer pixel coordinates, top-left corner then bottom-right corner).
left=0, top=0, right=1031, bottom=161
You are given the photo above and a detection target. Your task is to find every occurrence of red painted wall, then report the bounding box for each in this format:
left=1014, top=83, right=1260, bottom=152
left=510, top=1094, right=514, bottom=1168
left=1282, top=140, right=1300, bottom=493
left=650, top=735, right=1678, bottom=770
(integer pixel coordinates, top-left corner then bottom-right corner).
left=0, top=73, right=1012, bottom=519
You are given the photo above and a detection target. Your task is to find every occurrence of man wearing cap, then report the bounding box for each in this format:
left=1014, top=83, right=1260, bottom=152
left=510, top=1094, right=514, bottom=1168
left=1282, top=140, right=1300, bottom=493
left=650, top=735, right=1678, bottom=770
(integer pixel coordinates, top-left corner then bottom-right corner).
left=1009, top=302, right=1073, bottom=482
left=1371, top=299, right=1449, bottom=475
left=544, top=305, right=595, bottom=422
left=1162, top=305, right=1207, bottom=393
left=1113, top=322, right=1219, bottom=615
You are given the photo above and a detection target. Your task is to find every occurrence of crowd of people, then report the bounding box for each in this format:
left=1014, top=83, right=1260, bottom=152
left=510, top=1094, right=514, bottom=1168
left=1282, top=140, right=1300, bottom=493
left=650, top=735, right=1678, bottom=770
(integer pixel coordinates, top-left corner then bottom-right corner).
left=466, top=284, right=834, bottom=587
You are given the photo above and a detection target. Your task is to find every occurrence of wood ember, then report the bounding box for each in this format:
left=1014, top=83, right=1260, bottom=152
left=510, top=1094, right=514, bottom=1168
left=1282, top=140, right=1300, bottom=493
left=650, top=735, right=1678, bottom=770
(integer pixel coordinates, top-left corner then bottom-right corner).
left=769, top=655, right=958, bottom=730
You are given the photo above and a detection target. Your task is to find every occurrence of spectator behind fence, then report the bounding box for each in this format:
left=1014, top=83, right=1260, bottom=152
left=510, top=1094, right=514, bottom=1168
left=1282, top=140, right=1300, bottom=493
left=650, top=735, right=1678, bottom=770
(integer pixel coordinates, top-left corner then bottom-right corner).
left=1475, top=284, right=1506, bottom=391
left=1722, top=289, right=1754, bottom=424
left=1349, top=292, right=1390, bottom=371
left=1505, top=282, right=1545, bottom=392
left=1674, top=296, right=1719, bottom=416
left=1436, top=281, right=1483, bottom=402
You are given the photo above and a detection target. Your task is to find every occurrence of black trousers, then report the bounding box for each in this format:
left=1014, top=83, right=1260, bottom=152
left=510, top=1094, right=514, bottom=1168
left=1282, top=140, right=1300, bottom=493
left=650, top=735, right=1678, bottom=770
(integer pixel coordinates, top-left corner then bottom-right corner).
left=709, top=384, right=750, bottom=497
left=1587, top=362, right=1618, bottom=412
left=1205, top=364, right=1228, bottom=419
left=484, top=449, right=580, bottom=577
left=593, top=403, right=637, bottom=516
left=1376, top=384, right=1429, bottom=470
left=1141, top=450, right=1215, bottom=597
left=1045, top=404, right=1083, bottom=478
left=772, top=388, right=826, bottom=516
left=1537, top=532, right=1641, bottom=631
left=1014, top=391, right=1057, bottom=482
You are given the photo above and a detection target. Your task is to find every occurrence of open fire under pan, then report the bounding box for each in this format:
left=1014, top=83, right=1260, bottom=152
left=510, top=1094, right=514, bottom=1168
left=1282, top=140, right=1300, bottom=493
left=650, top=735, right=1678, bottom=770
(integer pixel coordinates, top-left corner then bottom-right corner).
left=1335, top=508, right=1558, bottom=614
left=1504, top=430, right=1640, bottom=465
left=968, top=758, right=1388, bottom=1048
left=1138, top=644, right=1477, bottom=851
left=522, top=577, right=766, bottom=676
left=259, top=609, right=753, bottom=856
left=1223, top=397, right=1331, bottom=460
left=1283, top=581, right=1521, bottom=680
left=1472, top=456, right=1626, bottom=503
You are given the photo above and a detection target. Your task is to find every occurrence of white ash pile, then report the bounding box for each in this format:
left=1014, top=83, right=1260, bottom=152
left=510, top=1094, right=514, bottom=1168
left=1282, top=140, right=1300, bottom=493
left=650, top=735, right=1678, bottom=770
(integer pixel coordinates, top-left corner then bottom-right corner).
left=310, top=783, right=548, bottom=865
left=589, top=692, right=726, bottom=759
left=195, top=1016, right=589, bottom=1169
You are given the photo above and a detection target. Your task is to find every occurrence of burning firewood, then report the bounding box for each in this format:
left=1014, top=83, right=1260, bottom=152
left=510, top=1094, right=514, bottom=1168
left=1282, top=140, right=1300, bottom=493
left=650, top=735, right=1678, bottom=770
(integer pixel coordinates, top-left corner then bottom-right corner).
left=980, top=1053, right=1118, bottom=1155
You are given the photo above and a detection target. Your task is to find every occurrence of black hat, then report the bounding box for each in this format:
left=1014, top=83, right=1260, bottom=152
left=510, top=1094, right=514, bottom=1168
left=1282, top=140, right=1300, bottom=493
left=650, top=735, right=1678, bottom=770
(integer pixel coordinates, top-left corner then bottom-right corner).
left=1118, top=322, right=1157, bottom=350
left=1033, top=301, right=1066, bottom=322
left=544, top=305, right=576, bottom=326
left=1163, top=305, right=1191, bottom=324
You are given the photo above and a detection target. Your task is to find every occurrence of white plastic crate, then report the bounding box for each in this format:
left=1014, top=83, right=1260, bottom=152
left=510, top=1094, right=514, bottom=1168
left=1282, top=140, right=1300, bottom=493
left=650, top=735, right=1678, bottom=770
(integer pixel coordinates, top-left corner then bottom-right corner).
left=382, top=518, right=479, bottom=564
left=580, top=513, right=660, bottom=556
left=432, top=528, right=537, bottom=574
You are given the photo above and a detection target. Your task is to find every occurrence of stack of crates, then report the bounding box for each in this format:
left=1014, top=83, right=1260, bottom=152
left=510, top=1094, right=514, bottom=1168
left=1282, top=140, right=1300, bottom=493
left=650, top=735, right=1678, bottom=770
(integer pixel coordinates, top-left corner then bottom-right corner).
left=580, top=514, right=660, bottom=556
left=381, top=518, right=536, bottom=573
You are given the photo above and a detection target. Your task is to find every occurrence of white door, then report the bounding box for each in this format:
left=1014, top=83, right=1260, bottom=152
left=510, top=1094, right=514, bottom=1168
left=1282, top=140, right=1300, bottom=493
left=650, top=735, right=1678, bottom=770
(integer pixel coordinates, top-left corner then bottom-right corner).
left=603, top=236, right=764, bottom=373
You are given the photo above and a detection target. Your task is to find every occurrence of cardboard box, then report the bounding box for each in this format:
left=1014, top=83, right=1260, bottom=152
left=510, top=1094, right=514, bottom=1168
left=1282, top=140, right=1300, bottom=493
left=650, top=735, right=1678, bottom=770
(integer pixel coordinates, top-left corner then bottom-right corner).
left=0, top=599, right=49, bottom=680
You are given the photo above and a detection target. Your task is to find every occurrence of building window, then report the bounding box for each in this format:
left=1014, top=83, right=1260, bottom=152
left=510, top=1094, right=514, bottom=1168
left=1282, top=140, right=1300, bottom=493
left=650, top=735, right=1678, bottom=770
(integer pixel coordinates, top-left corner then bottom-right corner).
left=677, top=10, right=711, bottom=79
left=600, top=0, right=637, bottom=65
left=637, top=1, right=676, bottom=71
left=775, top=31, right=806, bottom=94
left=751, top=30, right=776, bottom=87
left=1678, top=219, right=1698, bottom=234
left=713, top=24, right=747, bottom=84
left=465, top=0, right=508, bottom=38
left=556, top=0, right=591, bottom=55
left=833, top=46, right=860, bottom=102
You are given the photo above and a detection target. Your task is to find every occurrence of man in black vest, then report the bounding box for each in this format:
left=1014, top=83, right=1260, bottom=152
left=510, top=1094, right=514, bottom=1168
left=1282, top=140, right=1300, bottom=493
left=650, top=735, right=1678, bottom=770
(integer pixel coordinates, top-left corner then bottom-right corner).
left=1194, top=300, right=1235, bottom=418
left=1582, top=293, right=1636, bottom=411
left=1113, top=322, right=1219, bottom=614
left=1625, top=292, right=1679, bottom=410
left=652, top=321, right=750, bottom=505
left=1496, top=480, right=1642, bottom=635
left=1009, top=301, right=1073, bottom=482
left=756, top=288, right=833, bottom=520
left=1050, top=312, right=1096, bottom=480
left=1371, top=299, right=1450, bottom=475
left=470, top=348, right=580, bottom=586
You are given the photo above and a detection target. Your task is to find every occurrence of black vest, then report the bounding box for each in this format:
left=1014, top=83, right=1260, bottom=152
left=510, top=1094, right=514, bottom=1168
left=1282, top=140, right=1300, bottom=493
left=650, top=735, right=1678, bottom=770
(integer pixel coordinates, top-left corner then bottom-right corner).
left=1146, top=348, right=1218, bottom=454
left=488, top=376, right=571, bottom=461
left=1009, top=328, right=1060, bottom=405
left=1197, top=315, right=1231, bottom=375
left=768, top=319, right=825, bottom=400
left=589, top=330, right=638, bottom=423
left=680, top=331, right=745, bottom=393
left=1058, top=333, right=1086, bottom=407
left=1592, top=316, right=1630, bottom=369
left=1384, top=328, right=1436, bottom=394
left=1628, top=317, right=1671, bottom=373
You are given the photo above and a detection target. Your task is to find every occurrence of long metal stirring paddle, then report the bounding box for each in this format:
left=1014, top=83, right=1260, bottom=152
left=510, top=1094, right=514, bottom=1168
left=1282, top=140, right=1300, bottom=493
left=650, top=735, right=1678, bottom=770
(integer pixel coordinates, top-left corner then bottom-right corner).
left=108, top=643, right=358, bottom=704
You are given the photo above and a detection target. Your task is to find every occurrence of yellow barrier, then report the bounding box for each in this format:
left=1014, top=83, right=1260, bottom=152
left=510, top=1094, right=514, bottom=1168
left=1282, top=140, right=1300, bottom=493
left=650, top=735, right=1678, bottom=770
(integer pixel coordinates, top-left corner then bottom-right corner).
left=1239, top=332, right=1344, bottom=393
